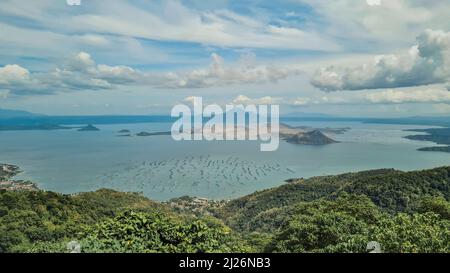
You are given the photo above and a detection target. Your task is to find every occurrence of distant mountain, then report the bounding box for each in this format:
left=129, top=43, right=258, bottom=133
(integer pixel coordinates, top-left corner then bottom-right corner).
left=0, top=109, right=41, bottom=119
left=367, top=116, right=450, bottom=127
left=283, top=112, right=334, bottom=118
left=277, top=124, right=338, bottom=145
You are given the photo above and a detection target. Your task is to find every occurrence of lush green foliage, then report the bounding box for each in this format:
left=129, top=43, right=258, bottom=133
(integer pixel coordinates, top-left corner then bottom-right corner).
left=77, top=211, right=249, bottom=253
left=372, top=212, right=449, bottom=253
left=417, top=196, right=450, bottom=220
left=1, top=166, right=450, bottom=253
left=0, top=189, right=162, bottom=252
left=266, top=194, right=378, bottom=253
left=216, top=167, right=450, bottom=232
left=266, top=194, right=450, bottom=253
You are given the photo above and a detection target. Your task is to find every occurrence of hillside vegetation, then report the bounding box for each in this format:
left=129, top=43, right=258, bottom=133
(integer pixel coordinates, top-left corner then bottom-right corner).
left=215, top=167, right=450, bottom=232
left=1, top=167, right=449, bottom=253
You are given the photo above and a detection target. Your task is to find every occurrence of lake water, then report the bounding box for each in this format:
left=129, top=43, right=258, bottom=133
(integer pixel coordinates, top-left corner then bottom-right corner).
left=1, top=121, right=450, bottom=200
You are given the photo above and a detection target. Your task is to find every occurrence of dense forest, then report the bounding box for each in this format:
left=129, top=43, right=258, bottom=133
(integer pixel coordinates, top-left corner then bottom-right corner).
left=1, top=167, right=449, bottom=253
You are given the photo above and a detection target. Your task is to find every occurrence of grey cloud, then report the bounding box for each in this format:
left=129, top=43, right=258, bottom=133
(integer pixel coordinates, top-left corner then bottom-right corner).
left=311, top=29, right=450, bottom=91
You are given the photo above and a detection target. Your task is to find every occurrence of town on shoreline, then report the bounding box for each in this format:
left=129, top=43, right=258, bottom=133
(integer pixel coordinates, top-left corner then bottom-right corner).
left=0, top=164, right=39, bottom=191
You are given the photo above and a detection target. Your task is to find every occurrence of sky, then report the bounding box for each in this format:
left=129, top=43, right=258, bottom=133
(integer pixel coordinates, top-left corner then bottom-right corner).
left=0, top=0, right=450, bottom=117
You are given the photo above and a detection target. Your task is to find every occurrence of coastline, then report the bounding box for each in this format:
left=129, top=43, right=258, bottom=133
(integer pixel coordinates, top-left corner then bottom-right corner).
left=1, top=162, right=449, bottom=253
left=3, top=161, right=450, bottom=203
left=0, top=163, right=39, bottom=191
left=403, top=127, right=450, bottom=153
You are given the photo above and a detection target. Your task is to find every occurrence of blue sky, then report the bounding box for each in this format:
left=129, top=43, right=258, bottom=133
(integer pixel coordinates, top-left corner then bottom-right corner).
left=1, top=0, right=450, bottom=117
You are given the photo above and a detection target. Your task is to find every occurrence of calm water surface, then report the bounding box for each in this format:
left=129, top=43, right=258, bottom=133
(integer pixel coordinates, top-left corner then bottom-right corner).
left=1, top=121, right=449, bottom=200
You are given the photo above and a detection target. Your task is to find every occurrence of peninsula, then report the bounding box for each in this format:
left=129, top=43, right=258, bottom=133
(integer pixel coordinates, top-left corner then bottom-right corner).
left=404, top=127, right=450, bottom=153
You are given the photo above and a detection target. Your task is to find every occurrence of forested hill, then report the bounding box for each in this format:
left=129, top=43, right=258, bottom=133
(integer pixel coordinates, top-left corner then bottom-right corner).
left=0, top=167, right=449, bottom=253
left=216, top=167, right=450, bottom=232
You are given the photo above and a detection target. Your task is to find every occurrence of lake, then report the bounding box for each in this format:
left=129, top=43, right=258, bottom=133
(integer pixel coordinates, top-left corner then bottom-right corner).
left=1, top=121, right=450, bottom=200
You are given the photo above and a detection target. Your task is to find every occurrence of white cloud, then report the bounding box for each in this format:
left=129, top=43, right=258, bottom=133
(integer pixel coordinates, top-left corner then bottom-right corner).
left=0, top=51, right=300, bottom=96
left=71, top=52, right=148, bottom=85
left=232, top=95, right=252, bottom=104
left=5, top=0, right=450, bottom=55
left=366, top=0, right=381, bottom=7
left=0, top=53, right=127, bottom=95
left=364, top=87, right=450, bottom=104
left=0, top=0, right=338, bottom=52
left=183, top=96, right=197, bottom=104
left=0, top=20, right=167, bottom=68
left=66, top=0, right=81, bottom=6
left=232, top=95, right=283, bottom=105
left=311, top=29, right=450, bottom=91
left=301, top=0, right=450, bottom=48
left=0, top=64, right=30, bottom=84
left=165, top=53, right=301, bottom=89
left=293, top=85, right=450, bottom=105
left=0, top=64, right=43, bottom=95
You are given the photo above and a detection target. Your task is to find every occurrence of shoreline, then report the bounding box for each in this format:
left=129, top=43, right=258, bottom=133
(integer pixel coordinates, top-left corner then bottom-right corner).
left=3, top=162, right=450, bottom=203
left=0, top=163, right=39, bottom=191
left=403, top=127, right=450, bottom=153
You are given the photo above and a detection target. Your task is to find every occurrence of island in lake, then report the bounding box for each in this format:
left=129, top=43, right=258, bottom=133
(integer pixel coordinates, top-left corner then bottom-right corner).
left=117, top=129, right=132, bottom=137
left=418, top=146, right=450, bottom=152
left=136, top=131, right=171, bottom=136
left=77, top=124, right=100, bottom=131
left=283, top=130, right=338, bottom=145
left=133, top=123, right=342, bottom=145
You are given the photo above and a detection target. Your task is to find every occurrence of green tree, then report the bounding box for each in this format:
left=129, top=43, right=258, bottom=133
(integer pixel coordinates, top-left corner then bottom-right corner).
left=266, top=194, right=380, bottom=253
left=78, top=211, right=250, bottom=253
left=372, top=212, right=450, bottom=253
left=417, top=197, right=450, bottom=220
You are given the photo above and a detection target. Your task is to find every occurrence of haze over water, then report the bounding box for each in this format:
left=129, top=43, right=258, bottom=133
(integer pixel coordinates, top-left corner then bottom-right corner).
left=2, top=121, right=450, bottom=200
